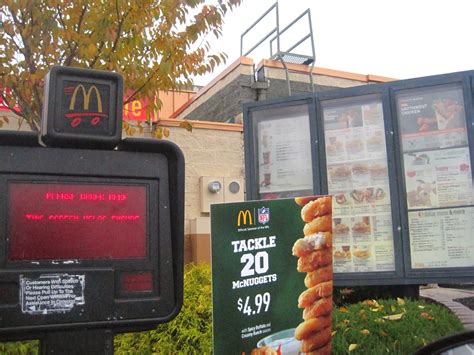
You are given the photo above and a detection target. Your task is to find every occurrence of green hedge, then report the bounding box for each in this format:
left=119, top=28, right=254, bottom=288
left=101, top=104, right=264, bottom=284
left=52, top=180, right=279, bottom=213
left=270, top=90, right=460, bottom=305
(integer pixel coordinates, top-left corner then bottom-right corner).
left=115, top=263, right=213, bottom=353
left=0, top=340, right=39, bottom=355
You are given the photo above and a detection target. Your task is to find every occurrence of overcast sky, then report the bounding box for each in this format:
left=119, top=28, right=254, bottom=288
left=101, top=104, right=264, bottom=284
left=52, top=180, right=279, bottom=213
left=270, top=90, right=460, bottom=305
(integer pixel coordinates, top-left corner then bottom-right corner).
left=194, top=0, right=474, bottom=85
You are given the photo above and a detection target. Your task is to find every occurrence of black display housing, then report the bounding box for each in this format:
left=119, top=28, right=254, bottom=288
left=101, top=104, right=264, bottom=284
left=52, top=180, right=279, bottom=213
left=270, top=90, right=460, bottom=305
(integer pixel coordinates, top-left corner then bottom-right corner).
left=0, top=131, right=184, bottom=338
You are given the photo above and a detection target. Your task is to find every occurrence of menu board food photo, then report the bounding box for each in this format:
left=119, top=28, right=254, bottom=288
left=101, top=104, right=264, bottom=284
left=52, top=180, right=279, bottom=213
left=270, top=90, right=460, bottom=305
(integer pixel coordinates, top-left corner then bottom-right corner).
left=322, top=98, right=395, bottom=273
left=396, top=84, right=468, bottom=152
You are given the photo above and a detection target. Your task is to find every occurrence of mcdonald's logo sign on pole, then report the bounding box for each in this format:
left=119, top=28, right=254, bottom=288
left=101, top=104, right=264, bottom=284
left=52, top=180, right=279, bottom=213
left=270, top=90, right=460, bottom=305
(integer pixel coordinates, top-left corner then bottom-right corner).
left=41, top=66, right=123, bottom=149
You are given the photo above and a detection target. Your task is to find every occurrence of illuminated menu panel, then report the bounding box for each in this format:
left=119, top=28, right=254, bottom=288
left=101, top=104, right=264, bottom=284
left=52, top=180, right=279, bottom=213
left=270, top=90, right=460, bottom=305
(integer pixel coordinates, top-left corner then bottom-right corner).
left=8, top=182, right=147, bottom=261
left=322, top=98, right=396, bottom=273
left=254, top=104, right=313, bottom=200
left=395, top=84, right=474, bottom=269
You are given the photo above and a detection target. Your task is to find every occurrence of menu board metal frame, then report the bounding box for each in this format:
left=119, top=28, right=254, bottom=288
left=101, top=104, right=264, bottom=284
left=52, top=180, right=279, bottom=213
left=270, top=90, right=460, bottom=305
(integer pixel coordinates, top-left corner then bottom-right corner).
left=243, top=70, right=474, bottom=286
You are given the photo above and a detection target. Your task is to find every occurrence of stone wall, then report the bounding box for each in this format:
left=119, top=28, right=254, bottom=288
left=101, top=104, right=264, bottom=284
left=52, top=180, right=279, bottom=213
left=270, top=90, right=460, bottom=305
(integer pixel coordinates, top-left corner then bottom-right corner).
left=180, top=74, right=256, bottom=122
left=174, top=57, right=395, bottom=122
left=163, top=121, right=244, bottom=226
left=173, top=57, right=255, bottom=123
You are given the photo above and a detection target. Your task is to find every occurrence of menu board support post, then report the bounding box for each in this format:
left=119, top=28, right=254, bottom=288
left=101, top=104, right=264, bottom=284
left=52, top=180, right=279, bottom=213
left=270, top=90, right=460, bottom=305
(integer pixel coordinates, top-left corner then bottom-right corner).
left=40, top=329, right=114, bottom=355
left=392, top=285, right=420, bottom=299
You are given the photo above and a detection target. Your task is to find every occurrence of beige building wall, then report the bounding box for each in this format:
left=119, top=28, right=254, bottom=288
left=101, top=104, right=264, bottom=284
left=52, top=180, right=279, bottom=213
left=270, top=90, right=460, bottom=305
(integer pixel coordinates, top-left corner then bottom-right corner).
left=157, top=119, right=244, bottom=264
left=0, top=110, right=32, bottom=131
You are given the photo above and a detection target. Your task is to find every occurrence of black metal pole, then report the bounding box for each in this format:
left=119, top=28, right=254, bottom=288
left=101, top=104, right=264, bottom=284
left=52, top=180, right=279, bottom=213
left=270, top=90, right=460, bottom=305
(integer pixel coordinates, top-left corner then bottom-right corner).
left=40, top=329, right=114, bottom=355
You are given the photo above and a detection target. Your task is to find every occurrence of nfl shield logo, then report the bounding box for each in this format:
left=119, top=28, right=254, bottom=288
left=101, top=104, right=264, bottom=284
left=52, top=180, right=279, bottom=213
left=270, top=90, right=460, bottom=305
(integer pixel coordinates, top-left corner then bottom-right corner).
left=258, top=207, right=270, bottom=224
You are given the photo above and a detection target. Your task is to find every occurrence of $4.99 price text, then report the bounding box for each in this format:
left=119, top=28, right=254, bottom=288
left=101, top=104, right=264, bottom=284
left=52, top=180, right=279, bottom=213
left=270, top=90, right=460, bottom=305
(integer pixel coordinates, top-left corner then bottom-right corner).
left=237, top=293, right=271, bottom=316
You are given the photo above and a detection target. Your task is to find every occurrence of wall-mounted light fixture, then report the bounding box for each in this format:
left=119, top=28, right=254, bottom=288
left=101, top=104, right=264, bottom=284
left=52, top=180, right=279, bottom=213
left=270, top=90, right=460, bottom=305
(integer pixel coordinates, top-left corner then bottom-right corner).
left=208, top=181, right=222, bottom=193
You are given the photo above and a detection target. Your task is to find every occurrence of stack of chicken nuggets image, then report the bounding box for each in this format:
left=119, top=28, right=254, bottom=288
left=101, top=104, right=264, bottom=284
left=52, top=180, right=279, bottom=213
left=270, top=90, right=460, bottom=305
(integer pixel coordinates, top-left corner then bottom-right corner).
left=292, top=196, right=333, bottom=355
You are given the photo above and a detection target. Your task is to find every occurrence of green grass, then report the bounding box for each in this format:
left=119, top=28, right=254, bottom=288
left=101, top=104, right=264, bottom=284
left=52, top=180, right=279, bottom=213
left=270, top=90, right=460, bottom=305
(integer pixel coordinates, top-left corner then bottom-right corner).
left=0, top=264, right=465, bottom=354
left=332, top=298, right=464, bottom=354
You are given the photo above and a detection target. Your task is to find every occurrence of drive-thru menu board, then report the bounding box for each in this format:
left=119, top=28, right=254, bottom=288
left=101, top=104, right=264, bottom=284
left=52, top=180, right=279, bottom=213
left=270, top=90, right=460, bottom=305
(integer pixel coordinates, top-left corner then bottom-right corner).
left=395, top=84, right=474, bottom=269
left=244, top=70, right=474, bottom=286
left=0, top=66, right=185, bottom=351
left=322, top=99, right=395, bottom=273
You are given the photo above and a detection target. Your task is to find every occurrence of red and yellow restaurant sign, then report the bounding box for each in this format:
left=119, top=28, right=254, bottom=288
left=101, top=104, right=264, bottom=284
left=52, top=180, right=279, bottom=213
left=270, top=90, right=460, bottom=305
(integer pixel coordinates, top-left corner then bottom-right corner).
left=0, top=88, right=194, bottom=123
left=122, top=94, right=155, bottom=122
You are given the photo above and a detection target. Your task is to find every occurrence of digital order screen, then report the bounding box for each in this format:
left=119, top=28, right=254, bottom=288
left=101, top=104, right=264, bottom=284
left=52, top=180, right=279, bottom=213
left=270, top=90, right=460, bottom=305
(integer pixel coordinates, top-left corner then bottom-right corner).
left=8, top=182, right=148, bottom=261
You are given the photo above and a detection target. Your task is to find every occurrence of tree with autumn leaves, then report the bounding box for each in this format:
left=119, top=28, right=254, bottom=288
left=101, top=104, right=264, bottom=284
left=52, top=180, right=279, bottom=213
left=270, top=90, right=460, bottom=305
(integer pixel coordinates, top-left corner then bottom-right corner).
left=0, top=0, right=241, bottom=136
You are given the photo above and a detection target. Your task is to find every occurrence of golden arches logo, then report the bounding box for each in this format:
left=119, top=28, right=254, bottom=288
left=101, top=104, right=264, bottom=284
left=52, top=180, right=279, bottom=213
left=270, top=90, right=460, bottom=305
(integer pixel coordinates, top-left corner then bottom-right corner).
left=237, top=210, right=253, bottom=227
left=69, top=84, right=103, bottom=112
left=65, top=84, right=107, bottom=127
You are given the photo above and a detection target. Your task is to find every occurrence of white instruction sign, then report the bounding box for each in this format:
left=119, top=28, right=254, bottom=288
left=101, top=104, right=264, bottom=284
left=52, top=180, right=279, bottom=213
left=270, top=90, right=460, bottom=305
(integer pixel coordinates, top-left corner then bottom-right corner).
left=20, top=273, right=85, bottom=315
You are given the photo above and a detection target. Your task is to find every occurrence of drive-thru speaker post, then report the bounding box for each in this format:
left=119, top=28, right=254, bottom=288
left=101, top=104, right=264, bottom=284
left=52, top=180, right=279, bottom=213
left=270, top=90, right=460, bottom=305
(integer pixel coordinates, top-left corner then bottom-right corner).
left=0, top=67, right=184, bottom=354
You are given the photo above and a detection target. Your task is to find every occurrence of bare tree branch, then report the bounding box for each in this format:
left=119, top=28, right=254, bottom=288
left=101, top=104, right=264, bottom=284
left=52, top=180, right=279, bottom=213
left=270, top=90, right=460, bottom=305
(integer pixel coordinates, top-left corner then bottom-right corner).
left=0, top=90, right=26, bottom=119
left=123, top=61, right=165, bottom=104
left=111, top=3, right=131, bottom=54
left=89, top=41, right=105, bottom=68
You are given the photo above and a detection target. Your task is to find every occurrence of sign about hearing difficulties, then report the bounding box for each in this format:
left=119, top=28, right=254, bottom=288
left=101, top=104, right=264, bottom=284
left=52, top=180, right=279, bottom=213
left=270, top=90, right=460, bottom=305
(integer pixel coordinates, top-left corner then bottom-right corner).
left=20, top=274, right=85, bottom=315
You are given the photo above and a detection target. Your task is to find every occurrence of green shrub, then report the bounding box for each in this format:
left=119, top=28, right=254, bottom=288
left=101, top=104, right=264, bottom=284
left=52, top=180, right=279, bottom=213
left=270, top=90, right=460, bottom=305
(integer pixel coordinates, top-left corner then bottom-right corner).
left=0, top=340, right=38, bottom=355
left=115, top=265, right=464, bottom=354
left=114, top=263, right=213, bottom=354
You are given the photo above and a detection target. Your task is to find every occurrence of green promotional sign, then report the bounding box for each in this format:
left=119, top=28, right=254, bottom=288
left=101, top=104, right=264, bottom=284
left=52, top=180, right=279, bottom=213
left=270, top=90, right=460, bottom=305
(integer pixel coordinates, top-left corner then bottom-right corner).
left=211, top=198, right=310, bottom=354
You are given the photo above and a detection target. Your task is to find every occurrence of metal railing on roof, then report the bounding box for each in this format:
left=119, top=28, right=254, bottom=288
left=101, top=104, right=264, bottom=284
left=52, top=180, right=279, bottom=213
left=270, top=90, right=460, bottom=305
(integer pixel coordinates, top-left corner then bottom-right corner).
left=240, top=2, right=279, bottom=58
left=240, top=2, right=316, bottom=95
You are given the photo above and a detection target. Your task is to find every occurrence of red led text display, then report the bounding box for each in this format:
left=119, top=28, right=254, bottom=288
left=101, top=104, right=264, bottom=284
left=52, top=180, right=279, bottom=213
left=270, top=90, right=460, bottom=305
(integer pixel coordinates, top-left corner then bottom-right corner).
left=8, top=182, right=148, bottom=261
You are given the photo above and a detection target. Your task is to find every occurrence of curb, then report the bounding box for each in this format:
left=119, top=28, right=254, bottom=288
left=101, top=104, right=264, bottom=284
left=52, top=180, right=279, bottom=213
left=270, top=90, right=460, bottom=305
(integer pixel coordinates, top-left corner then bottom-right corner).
left=420, top=287, right=474, bottom=331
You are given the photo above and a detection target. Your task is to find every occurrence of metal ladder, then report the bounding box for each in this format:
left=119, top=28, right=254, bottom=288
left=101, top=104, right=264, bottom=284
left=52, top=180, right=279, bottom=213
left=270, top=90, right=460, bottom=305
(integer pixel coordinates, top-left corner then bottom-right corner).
left=240, top=1, right=316, bottom=95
